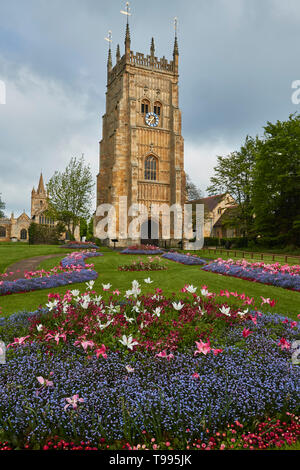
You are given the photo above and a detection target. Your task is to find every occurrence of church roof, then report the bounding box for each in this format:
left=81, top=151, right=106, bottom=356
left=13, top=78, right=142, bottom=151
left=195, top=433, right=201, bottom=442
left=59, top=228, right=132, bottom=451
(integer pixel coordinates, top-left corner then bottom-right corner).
left=187, top=194, right=227, bottom=212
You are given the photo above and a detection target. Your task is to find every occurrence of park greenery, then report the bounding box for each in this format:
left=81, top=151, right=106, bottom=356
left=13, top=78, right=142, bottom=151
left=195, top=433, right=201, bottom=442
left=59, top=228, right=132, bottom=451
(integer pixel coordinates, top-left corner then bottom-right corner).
left=46, top=156, right=94, bottom=239
left=207, top=114, right=300, bottom=248
left=0, top=194, right=5, bottom=219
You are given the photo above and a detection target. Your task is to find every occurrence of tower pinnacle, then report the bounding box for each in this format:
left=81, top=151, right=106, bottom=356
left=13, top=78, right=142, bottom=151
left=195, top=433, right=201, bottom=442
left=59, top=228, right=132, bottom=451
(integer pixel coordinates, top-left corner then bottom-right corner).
left=121, top=2, right=131, bottom=58
left=150, top=37, right=155, bottom=57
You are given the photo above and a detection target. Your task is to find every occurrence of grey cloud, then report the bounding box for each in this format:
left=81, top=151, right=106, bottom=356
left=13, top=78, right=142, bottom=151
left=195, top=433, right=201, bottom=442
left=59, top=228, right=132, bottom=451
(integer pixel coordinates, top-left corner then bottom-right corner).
left=0, top=0, right=300, bottom=215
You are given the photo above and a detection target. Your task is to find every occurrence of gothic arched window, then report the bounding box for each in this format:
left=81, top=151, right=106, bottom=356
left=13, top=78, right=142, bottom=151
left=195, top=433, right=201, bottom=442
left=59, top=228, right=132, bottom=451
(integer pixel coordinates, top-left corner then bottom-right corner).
left=0, top=227, right=6, bottom=238
left=20, top=229, right=27, bottom=240
left=144, top=156, right=157, bottom=181
left=154, top=101, right=162, bottom=116
left=141, top=99, right=150, bottom=115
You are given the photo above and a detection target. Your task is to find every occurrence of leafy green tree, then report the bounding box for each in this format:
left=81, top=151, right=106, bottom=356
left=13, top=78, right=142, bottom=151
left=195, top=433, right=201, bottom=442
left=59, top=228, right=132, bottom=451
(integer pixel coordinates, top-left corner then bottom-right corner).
left=46, top=156, right=94, bottom=238
left=252, top=114, right=300, bottom=245
left=0, top=194, right=5, bottom=218
left=87, top=217, right=94, bottom=240
left=186, top=174, right=203, bottom=201
left=207, top=136, right=257, bottom=236
left=80, top=218, right=88, bottom=239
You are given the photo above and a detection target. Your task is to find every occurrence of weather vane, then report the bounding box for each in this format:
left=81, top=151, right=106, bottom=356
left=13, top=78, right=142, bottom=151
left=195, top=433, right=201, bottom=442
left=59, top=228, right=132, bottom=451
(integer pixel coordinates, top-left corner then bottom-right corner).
left=121, top=2, right=131, bottom=20
left=104, top=30, right=112, bottom=47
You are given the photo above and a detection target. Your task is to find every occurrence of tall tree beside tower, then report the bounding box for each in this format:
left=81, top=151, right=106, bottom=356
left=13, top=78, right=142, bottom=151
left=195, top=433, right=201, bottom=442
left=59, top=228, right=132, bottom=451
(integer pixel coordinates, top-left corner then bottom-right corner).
left=46, top=156, right=94, bottom=238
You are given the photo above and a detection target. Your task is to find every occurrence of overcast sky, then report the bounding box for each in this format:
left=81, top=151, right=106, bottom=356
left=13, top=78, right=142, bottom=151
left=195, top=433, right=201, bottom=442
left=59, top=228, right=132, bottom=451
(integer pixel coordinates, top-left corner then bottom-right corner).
left=0, top=0, right=300, bottom=216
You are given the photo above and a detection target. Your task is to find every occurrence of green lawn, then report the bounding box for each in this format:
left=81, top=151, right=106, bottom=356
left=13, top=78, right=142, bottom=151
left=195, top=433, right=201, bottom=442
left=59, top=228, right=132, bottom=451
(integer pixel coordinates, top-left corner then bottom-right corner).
left=0, top=243, right=76, bottom=273
left=1, top=250, right=299, bottom=320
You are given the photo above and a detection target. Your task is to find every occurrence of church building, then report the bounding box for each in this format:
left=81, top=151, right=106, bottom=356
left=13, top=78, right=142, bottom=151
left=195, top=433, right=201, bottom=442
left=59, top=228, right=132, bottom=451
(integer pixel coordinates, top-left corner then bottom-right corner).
left=96, top=15, right=186, bottom=246
left=0, top=174, right=80, bottom=242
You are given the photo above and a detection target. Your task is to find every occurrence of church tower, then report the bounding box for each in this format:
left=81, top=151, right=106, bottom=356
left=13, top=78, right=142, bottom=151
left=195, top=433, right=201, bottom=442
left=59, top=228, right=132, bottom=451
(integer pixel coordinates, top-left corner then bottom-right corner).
left=96, top=13, right=185, bottom=246
left=31, top=173, right=48, bottom=220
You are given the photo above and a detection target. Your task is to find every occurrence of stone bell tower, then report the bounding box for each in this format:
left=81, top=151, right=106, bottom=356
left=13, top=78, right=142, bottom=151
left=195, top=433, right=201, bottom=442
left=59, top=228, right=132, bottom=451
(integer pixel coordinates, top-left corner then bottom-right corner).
left=96, top=15, right=185, bottom=246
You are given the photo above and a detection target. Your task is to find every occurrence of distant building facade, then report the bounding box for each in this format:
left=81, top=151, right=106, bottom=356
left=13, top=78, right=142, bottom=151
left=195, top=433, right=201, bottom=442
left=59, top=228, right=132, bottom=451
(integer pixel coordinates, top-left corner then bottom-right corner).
left=187, top=193, right=241, bottom=239
left=0, top=174, right=80, bottom=242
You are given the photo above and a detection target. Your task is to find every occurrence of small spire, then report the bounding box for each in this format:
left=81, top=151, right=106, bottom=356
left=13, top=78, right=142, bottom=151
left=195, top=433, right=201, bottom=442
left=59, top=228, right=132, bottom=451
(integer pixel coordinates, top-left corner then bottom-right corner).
left=37, top=173, right=46, bottom=194
left=173, top=17, right=179, bottom=56
left=116, top=44, right=121, bottom=62
left=125, top=21, right=131, bottom=50
left=173, top=36, right=179, bottom=56
left=121, top=2, right=131, bottom=58
left=105, top=30, right=113, bottom=71
left=150, top=37, right=155, bottom=56
left=107, top=47, right=112, bottom=70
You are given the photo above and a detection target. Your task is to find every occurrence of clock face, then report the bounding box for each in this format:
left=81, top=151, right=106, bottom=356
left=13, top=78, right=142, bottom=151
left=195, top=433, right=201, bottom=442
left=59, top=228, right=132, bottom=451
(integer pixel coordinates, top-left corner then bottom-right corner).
left=145, top=112, right=159, bottom=128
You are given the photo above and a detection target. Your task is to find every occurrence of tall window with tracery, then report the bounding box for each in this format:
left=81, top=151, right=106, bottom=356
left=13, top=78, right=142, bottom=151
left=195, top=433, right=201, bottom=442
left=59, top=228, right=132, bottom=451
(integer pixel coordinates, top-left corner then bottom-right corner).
left=144, top=156, right=157, bottom=181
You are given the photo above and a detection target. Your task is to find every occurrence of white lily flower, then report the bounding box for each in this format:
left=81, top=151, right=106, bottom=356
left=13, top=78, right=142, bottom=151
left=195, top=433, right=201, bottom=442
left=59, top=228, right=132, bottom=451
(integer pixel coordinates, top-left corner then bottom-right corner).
left=63, top=303, right=69, bottom=314
left=130, top=280, right=141, bottom=298
left=36, top=324, right=43, bottom=332
left=102, top=283, right=112, bottom=291
left=219, top=306, right=231, bottom=316
left=46, top=300, right=59, bottom=312
left=81, top=295, right=91, bottom=310
left=93, top=295, right=103, bottom=306
left=153, top=307, right=162, bottom=318
left=186, top=285, right=197, bottom=294
left=172, top=301, right=184, bottom=311
left=97, top=318, right=113, bottom=330
left=198, top=307, right=207, bottom=316
left=119, top=335, right=139, bottom=350
left=71, top=290, right=80, bottom=297
left=86, top=280, right=95, bottom=291
left=201, top=289, right=209, bottom=297
left=144, top=278, right=153, bottom=284
left=124, top=314, right=135, bottom=324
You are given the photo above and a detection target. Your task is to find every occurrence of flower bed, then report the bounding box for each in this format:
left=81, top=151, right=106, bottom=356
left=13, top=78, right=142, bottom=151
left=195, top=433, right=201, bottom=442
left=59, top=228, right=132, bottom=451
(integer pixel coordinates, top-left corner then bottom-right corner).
left=203, top=258, right=300, bottom=292
left=0, top=251, right=102, bottom=296
left=121, top=244, right=164, bottom=255
left=62, top=242, right=99, bottom=249
left=0, top=280, right=299, bottom=450
left=118, top=257, right=166, bottom=272
left=162, top=252, right=207, bottom=266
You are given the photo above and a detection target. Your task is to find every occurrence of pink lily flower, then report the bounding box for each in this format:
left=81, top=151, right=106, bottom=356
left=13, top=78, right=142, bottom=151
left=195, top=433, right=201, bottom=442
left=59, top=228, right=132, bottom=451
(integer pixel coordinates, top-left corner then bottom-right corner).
left=64, top=394, right=84, bottom=411
left=7, top=336, right=30, bottom=348
left=194, top=340, right=211, bottom=356
left=96, top=344, right=108, bottom=359
left=37, top=376, right=53, bottom=387
left=242, top=328, right=253, bottom=338
left=212, top=348, right=223, bottom=356
left=74, top=340, right=94, bottom=351
left=278, top=338, right=291, bottom=350
left=156, top=350, right=174, bottom=361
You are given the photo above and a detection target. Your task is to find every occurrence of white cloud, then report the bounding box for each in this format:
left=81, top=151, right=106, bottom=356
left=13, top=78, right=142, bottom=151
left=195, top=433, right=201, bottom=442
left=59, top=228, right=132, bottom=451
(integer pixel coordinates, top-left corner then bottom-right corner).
left=184, top=138, right=240, bottom=195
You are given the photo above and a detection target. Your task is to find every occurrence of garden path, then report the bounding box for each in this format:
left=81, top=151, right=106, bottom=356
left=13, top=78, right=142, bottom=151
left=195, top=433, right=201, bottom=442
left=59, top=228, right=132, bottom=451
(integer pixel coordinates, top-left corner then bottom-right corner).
left=4, top=254, right=61, bottom=281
